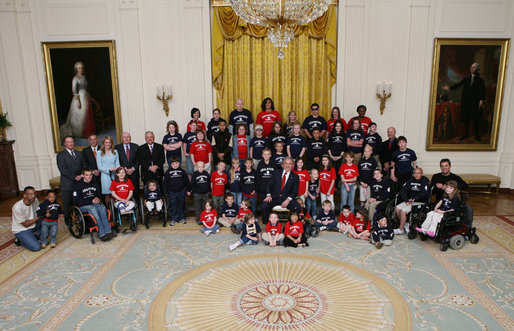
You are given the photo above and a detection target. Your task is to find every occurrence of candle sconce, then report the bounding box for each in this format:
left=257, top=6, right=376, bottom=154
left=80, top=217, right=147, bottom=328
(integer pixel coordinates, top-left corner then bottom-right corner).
left=157, top=83, right=172, bottom=116
left=376, top=81, right=392, bottom=115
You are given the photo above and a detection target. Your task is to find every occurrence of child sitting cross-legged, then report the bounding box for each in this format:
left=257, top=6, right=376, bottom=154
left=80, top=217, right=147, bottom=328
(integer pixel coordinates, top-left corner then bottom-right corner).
left=229, top=213, right=262, bottom=251
left=348, top=208, right=371, bottom=240
left=200, top=199, right=219, bottom=236
left=218, top=193, right=239, bottom=231
left=263, top=212, right=284, bottom=247
left=337, top=204, right=355, bottom=235
left=371, top=212, right=394, bottom=249
left=313, top=200, right=337, bottom=236
left=231, top=199, right=253, bottom=234
left=284, top=211, right=309, bottom=247
left=296, top=197, right=313, bottom=238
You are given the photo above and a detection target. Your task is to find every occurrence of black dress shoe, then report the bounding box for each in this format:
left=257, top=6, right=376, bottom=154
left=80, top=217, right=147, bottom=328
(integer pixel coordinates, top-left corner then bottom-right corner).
left=145, top=222, right=150, bottom=229
left=99, top=234, right=109, bottom=242
left=14, top=238, right=21, bottom=246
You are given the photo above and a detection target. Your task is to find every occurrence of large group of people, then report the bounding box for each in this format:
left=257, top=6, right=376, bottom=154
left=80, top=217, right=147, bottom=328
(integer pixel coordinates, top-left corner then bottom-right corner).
left=12, top=98, right=469, bottom=252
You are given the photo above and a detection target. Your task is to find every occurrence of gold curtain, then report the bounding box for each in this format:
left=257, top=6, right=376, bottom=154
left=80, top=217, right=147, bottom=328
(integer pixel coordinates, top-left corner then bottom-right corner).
left=212, top=5, right=337, bottom=121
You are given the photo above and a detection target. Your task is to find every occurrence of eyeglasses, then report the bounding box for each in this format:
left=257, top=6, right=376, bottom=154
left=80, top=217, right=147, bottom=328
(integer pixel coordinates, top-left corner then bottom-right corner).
left=311, top=108, right=319, bottom=111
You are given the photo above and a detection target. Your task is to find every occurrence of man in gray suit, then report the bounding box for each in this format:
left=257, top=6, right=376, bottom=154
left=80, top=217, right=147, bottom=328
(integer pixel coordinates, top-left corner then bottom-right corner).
left=115, top=132, right=140, bottom=200
left=57, top=136, right=85, bottom=214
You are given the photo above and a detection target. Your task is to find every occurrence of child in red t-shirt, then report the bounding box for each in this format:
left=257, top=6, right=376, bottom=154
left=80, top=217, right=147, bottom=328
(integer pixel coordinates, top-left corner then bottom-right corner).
left=339, top=151, right=359, bottom=213
left=187, top=107, right=206, bottom=132
left=211, top=162, right=227, bottom=215
left=233, top=124, right=250, bottom=161
left=293, top=158, right=310, bottom=201
left=110, top=167, right=135, bottom=213
left=337, top=204, right=355, bottom=234
left=348, top=208, right=371, bottom=240
left=263, top=212, right=284, bottom=247
left=235, top=199, right=252, bottom=228
left=319, top=155, right=336, bottom=210
left=200, top=199, right=219, bottom=236
left=190, top=130, right=212, bottom=172
left=284, top=212, right=309, bottom=247
left=256, top=97, right=282, bottom=137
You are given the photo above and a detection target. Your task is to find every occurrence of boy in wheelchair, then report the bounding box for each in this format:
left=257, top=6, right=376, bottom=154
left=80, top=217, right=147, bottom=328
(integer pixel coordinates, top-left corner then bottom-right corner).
left=416, top=180, right=460, bottom=237
left=73, top=169, right=114, bottom=241
left=394, top=167, right=430, bottom=235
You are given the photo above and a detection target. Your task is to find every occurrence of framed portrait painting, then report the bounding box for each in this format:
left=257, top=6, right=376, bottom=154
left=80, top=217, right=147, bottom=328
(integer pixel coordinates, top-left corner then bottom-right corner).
left=42, top=40, right=122, bottom=152
left=426, top=38, right=509, bottom=151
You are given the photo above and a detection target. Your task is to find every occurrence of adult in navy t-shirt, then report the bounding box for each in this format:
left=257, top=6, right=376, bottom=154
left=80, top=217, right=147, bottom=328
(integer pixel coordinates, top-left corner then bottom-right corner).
left=391, top=148, right=417, bottom=175
left=302, top=103, right=328, bottom=139
left=229, top=99, right=254, bottom=137
left=162, top=132, right=183, bottom=159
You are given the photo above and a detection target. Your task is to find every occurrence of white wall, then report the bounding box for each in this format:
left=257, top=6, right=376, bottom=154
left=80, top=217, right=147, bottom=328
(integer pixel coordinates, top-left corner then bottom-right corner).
left=0, top=0, right=512, bottom=190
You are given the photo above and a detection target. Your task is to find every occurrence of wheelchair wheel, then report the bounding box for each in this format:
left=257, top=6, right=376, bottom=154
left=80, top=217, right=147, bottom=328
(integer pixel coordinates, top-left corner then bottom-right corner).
left=385, top=200, right=399, bottom=229
left=66, top=206, right=85, bottom=238
left=109, top=200, right=120, bottom=233
left=407, top=231, right=417, bottom=240
left=470, top=233, right=479, bottom=244
left=449, top=235, right=465, bottom=250
left=90, top=232, right=95, bottom=244
left=139, top=197, right=146, bottom=225
left=163, top=198, right=169, bottom=222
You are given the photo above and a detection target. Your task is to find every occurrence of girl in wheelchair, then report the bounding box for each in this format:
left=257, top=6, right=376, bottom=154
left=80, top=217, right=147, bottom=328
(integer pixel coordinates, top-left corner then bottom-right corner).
left=416, top=180, right=460, bottom=237
left=110, top=167, right=136, bottom=213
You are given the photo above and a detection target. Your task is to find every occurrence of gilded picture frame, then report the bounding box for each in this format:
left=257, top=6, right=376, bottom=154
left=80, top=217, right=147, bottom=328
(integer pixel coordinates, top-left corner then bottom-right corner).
left=42, top=40, right=122, bottom=153
left=426, top=38, right=509, bottom=151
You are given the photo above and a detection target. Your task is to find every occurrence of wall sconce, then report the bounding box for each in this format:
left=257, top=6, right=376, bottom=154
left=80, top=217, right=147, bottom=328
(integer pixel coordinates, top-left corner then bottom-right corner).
left=376, top=81, right=392, bottom=115
left=156, top=83, right=172, bottom=116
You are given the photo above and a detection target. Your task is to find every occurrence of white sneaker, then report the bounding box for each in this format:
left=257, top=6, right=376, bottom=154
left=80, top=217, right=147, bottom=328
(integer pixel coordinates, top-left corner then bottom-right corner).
left=343, top=228, right=349, bottom=235
left=180, top=219, right=186, bottom=224
left=204, top=230, right=211, bottom=236
left=394, top=228, right=405, bottom=235
left=404, top=223, right=410, bottom=233
left=320, top=226, right=327, bottom=231
left=229, top=243, right=238, bottom=251
left=216, top=229, right=220, bottom=234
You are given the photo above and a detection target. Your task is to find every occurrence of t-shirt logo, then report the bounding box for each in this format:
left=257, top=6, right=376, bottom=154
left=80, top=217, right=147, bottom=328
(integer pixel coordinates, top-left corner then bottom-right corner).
left=215, top=178, right=226, bottom=185
left=398, top=154, right=410, bottom=161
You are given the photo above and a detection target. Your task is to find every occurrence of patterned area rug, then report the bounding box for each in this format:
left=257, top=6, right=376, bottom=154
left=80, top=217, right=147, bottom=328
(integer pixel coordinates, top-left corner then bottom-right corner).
left=0, top=216, right=512, bottom=330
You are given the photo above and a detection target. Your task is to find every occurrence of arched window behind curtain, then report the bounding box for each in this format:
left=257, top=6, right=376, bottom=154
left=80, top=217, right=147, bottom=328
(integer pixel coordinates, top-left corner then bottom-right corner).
left=212, top=5, right=337, bottom=121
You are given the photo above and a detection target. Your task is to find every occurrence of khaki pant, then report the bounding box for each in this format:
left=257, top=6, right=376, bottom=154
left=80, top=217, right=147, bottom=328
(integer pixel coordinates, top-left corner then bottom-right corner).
left=218, top=217, right=242, bottom=228
left=365, top=200, right=382, bottom=219
left=262, top=232, right=284, bottom=243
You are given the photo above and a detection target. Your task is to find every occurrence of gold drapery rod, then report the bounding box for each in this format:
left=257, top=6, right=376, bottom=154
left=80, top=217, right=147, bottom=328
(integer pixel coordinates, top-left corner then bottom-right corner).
left=211, top=0, right=338, bottom=7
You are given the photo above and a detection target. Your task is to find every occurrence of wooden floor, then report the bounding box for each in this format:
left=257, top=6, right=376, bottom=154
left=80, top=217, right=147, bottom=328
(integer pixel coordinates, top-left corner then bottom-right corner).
left=0, top=191, right=512, bottom=217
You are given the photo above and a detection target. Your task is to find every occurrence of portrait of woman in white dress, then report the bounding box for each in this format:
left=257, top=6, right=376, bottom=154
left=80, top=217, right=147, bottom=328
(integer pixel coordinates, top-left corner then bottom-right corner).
left=60, top=61, right=96, bottom=139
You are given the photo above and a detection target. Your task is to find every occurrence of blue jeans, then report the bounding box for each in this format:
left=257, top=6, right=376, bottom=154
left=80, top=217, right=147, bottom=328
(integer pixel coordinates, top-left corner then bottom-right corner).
left=185, top=155, right=194, bottom=175
left=201, top=224, right=220, bottom=233
left=168, top=188, right=186, bottom=222
left=231, top=192, right=242, bottom=209
left=305, top=196, right=317, bottom=219
left=241, top=236, right=259, bottom=245
left=341, top=182, right=356, bottom=213
left=313, top=220, right=338, bottom=230
left=40, top=220, right=58, bottom=244
left=14, top=229, right=40, bottom=251
left=79, top=204, right=111, bottom=237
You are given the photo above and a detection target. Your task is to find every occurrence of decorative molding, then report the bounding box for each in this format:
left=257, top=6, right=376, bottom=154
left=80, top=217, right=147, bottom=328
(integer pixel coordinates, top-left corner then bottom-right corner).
left=184, top=0, right=203, bottom=9
left=346, top=0, right=365, bottom=8
left=14, top=0, right=30, bottom=12
left=0, top=0, right=14, bottom=12
left=119, top=0, right=138, bottom=10
left=211, top=0, right=338, bottom=6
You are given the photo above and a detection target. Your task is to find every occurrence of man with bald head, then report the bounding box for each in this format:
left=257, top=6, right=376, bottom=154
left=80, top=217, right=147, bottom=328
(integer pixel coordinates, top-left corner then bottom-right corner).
left=137, top=131, right=165, bottom=190
left=379, top=127, right=398, bottom=177
left=443, top=62, right=486, bottom=141
left=229, top=98, right=254, bottom=137
left=115, top=132, right=140, bottom=200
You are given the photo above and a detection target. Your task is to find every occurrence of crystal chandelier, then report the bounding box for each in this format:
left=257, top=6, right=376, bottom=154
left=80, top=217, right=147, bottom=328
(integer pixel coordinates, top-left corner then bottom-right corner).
left=229, top=0, right=332, bottom=58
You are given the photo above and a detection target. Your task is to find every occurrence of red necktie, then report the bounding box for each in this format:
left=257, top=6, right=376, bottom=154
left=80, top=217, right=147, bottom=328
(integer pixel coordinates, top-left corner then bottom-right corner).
left=281, top=172, right=287, bottom=190
left=126, top=145, right=130, bottom=160
left=389, top=140, right=392, bottom=149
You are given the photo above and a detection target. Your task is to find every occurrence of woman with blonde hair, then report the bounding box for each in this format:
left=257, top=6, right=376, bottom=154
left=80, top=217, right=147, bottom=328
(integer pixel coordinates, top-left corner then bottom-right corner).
left=97, top=136, right=120, bottom=204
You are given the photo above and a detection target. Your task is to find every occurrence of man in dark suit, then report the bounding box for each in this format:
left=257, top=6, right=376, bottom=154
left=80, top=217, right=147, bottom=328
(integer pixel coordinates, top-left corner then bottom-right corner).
left=137, top=131, right=165, bottom=190
left=379, top=126, right=398, bottom=178
left=444, top=62, right=486, bottom=141
left=115, top=132, right=140, bottom=200
left=261, top=157, right=300, bottom=224
left=82, top=134, right=101, bottom=184
left=56, top=136, right=85, bottom=214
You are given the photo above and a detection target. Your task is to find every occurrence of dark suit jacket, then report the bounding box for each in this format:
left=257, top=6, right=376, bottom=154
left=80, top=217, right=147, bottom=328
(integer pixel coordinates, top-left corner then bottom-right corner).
left=136, top=143, right=165, bottom=185
left=267, top=170, right=299, bottom=202
left=115, top=142, right=140, bottom=186
left=379, top=137, right=399, bottom=165
left=56, top=149, right=85, bottom=191
left=82, top=145, right=99, bottom=171
left=450, top=74, right=486, bottom=120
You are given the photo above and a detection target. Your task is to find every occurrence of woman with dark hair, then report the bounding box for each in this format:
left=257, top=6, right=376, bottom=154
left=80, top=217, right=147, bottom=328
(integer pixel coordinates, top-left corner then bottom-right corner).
left=327, top=106, right=348, bottom=138
left=256, top=97, right=281, bottom=137
left=187, top=107, right=206, bottom=132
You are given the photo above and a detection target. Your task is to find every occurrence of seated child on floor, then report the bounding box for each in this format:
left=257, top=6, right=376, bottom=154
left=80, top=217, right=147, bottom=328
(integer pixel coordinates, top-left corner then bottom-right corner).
left=231, top=199, right=252, bottom=234
left=416, top=180, right=461, bottom=237
left=200, top=199, right=219, bottom=236
left=110, top=167, right=136, bottom=213
left=36, top=190, right=62, bottom=249
left=296, top=197, right=313, bottom=238
left=144, top=180, right=163, bottom=215
left=371, top=212, right=394, bottom=249
left=263, top=212, right=284, bottom=247
left=313, top=200, right=337, bottom=235
left=229, top=213, right=262, bottom=251
left=337, top=204, right=355, bottom=234
left=284, top=211, right=309, bottom=247
left=348, top=208, right=371, bottom=240
left=219, top=193, right=239, bottom=231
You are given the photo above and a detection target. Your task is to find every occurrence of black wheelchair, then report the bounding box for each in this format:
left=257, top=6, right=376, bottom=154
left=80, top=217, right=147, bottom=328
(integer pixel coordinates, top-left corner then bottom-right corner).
left=410, top=194, right=479, bottom=251
left=65, top=205, right=115, bottom=244
left=109, top=198, right=140, bottom=233
left=139, top=185, right=168, bottom=228
left=383, top=186, right=434, bottom=230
